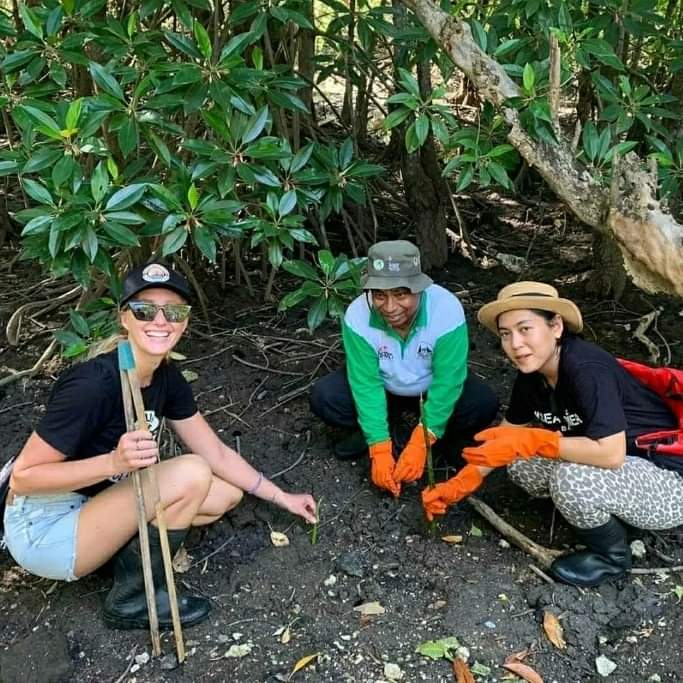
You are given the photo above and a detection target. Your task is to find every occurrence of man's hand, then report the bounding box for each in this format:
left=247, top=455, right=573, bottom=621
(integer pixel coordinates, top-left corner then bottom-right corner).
left=394, top=425, right=437, bottom=484
left=421, top=465, right=484, bottom=521
left=462, top=426, right=561, bottom=468
left=369, top=440, right=400, bottom=497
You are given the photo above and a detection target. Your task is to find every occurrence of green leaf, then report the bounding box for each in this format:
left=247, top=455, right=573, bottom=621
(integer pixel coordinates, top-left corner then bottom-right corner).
left=522, top=63, right=535, bottom=92
left=89, top=62, right=125, bottom=102
left=290, top=144, right=314, bottom=173
left=318, top=250, right=335, bottom=276
left=415, top=113, right=430, bottom=147
left=267, top=241, right=283, bottom=268
left=52, top=155, right=75, bottom=188
left=19, top=2, right=43, bottom=39
left=187, top=184, right=199, bottom=209
left=487, top=161, right=512, bottom=190
left=105, top=183, right=146, bottom=211
left=397, top=67, right=421, bottom=98
left=278, top=286, right=310, bottom=311
left=581, top=38, right=624, bottom=71
left=339, top=138, right=353, bottom=168
left=68, top=309, right=90, bottom=337
left=91, top=162, right=109, bottom=203
left=24, top=148, right=63, bottom=173
left=102, top=221, right=140, bottom=246
left=283, top=259, right=318, bottom=281
left=81, top=226, right=99, bottom=262
left=193, top=224, right=216, bottom=261
left=242, top=106, right=269, bottom=144
left=162, top=225, right=188, bottom=256
left=22, top=178, right=55, bottom=206
left=118, top=117, right=138, bottom=158
left=20, top=105, right=61, bottom=138
left=307, top=296, right=328, bottom=332
left=193, top=18, right=212, bottom=60
left=383, top=108, right=412, bottom=130
left=415, top=637, right=460, bottom=661
left=582, top=121, right=599, bottom=162
left=278, top=190, right=297, bottom=216
left=66, top=99, right=83, bottom=130
left=103, top=211, right=145, bottom=225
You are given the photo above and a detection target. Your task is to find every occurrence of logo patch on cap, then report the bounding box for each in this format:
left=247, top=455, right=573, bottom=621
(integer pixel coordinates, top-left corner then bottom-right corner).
left=142, top=264, right=170, bottom=283
left=373, top=259, right=384, bottom=271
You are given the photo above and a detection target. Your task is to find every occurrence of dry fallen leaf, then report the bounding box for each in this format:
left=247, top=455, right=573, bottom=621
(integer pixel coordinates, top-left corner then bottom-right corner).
left=181, top=369, right=199, bottom=383
left=281, top=626, right=291, bottom=644
left=441, top=535, right=463, bottom=545
left=352, top=601, right=385, bottom=616
left=172, top=546, right=192, bottom=573
left=542, top=611, right=566, bottom=649
left=270, top=531, right=290, bottom=547
left=452, top=657, right=475, bottom=683
left=504, top=652, right=544, bottom=683
left=288, top=652, right=319, bottom=680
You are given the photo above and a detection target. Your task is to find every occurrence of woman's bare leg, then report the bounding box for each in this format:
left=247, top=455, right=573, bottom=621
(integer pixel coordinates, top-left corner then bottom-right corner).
left=74, top=454, right=212, bottom=577
left=192, top=476, right=243, bottom=526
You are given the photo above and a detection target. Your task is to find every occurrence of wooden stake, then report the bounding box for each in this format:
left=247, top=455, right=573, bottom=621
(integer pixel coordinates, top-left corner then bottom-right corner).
left=125, top=365, right=186, bottom=664
left=118, top=370, right=161, bottom=657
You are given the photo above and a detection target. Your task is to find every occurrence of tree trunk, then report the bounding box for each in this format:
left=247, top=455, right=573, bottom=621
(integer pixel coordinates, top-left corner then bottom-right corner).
left=401, top=61, right=449, bottom=270
left=403, top=0, right=683, bottom=300
left=587, top=232, right=627, bottom=300
left=297, top=1, right=315, bottom=117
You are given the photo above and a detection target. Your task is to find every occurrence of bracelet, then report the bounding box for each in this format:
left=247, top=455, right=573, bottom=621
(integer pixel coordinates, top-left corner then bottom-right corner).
left=247, top=471, right=263, bottom=495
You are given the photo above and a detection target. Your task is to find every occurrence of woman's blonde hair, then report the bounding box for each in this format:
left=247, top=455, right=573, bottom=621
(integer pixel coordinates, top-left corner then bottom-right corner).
left=87, top=331, right=127, bottom=359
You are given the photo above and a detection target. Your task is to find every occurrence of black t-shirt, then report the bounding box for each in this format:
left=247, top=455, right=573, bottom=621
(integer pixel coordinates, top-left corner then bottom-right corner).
left=505, top=336, right=680, bottom=474
left=36, top=350, right=197, bottom=497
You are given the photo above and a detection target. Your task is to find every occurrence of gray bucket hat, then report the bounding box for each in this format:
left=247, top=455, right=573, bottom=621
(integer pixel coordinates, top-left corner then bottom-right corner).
left=361, top=240, right=433, bottom=293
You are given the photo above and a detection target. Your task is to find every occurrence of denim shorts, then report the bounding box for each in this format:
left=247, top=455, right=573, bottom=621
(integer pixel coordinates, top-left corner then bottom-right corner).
left=3, top=492, right=88, bottom=582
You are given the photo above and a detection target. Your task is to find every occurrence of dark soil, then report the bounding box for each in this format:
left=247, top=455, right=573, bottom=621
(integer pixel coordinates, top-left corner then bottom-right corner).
left=1, top=216, right=682, bottom=683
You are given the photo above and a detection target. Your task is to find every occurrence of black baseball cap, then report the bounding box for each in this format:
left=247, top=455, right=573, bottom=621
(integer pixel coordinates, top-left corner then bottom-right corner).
left=120, top=262, right=192, bottom=305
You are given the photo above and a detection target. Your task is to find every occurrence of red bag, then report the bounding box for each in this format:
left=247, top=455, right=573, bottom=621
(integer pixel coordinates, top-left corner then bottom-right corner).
left=618, top=358, right=683, bottom=456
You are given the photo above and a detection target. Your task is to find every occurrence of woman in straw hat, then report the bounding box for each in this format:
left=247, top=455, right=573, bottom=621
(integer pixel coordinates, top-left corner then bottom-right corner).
left=422, top=281, right=683, bottom=587
left=2, top=262, right=317, bottom=630
left=310, top=240, right=498, bottom=497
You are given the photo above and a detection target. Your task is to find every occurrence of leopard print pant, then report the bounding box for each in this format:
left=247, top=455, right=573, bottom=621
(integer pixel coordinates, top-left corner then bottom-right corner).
left=507, top=456, right=683, bottom=529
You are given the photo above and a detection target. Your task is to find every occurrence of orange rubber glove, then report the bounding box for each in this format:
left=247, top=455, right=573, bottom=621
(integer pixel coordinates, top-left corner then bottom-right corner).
left=462, top=426, right=561, bottom=468
left=394, top=425, right=437, bottom=483
left=421, top=465, right=484, bottom=521
left=369, top=439, right=400, bottom=497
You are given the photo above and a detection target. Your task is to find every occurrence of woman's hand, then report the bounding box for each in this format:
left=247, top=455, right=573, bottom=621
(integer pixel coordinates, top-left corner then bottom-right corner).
left=277, top=492, right=318, bottom=524
left=109, top=430, right=159, bottom=475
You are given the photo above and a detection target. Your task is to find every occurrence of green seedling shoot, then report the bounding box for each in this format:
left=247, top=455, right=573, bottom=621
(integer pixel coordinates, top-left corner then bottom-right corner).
left=420, top=394, right=437, bottom=536
left=309, top=497, right=323, bottom=545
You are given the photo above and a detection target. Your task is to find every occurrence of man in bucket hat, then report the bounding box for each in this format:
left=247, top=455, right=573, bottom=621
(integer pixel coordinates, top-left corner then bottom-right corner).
left=310, top=240, right=498, bottom=497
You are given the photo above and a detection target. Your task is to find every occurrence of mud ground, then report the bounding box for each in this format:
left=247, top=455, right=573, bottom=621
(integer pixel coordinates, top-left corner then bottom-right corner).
left=1, top=215, right=682, bottom=683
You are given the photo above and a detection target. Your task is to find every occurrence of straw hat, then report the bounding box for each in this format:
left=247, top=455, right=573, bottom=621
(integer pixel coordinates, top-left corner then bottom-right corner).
left=361, top=240, right=433, bottom=293
left=478, top=281, right=583, bottom=334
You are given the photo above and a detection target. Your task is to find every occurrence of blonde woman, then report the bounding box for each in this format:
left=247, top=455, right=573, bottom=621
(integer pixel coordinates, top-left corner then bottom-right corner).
left=3, top=262, right=316, bottom=629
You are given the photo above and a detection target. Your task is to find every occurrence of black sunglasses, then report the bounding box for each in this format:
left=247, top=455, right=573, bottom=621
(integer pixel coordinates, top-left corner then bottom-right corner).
left=126, top=300, right=192, bottom=323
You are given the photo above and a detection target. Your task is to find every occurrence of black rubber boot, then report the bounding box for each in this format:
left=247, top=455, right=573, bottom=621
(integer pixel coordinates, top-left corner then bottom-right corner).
left=103, top=526, right=210, bottom=630
left=551, top=517, right=632, bottom=587
left=334, top=429, right=368, bottom=461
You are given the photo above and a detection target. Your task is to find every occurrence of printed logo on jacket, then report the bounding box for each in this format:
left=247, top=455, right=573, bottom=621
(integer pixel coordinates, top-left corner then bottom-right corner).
left=534, top=409, right=583, bottom=432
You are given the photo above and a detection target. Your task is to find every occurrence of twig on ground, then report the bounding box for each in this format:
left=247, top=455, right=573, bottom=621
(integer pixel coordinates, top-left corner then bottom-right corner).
left=466, top=496, right=564, bottom=570
left=232, top=354, right=305, bottom=377
left=630, top=565, right=683, bottom=574
left=0, top=339, right=58, bottom=387
left=529, top=563, right=556, bottom=584
left=269, top=431, right=311, bottom=479
left=113, top=645, right=139, bottom=683
left=0, top=401, right=31, bottom=414
left=191, top=535, right=237, bottom=568
left=180, top=345, right=234, bottom=364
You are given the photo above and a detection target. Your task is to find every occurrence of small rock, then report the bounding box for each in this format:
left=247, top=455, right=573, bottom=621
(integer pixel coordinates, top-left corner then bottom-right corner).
left=134, top=652, right=150, bottom=666
left=324, top=575, right=337, bottom=587
left=225, top=643, right=252, bottom=658
left=456, top=646, right=470, bottom=661
left=217, top=634, right=230, bottom=643
left=384, top=662, right=404, bottom=681
left=484, top=621, right=496, bottom=629
left=596, top=655, right=617, bottom=677
left=630, top=540, right=647, bottom=558
left=648, top=675, right=662, bottom=682
left=498, top=539, right=511, bottom=549
left=336, top=552, right=364, bottom=578
left=130, top=664, right=141, bottom=674
left=160, top=654, right=179, bottom=671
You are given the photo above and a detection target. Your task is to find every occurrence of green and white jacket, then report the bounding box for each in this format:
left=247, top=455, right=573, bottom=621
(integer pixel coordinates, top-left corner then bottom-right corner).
left=342, top=284, right=469, bottom=445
